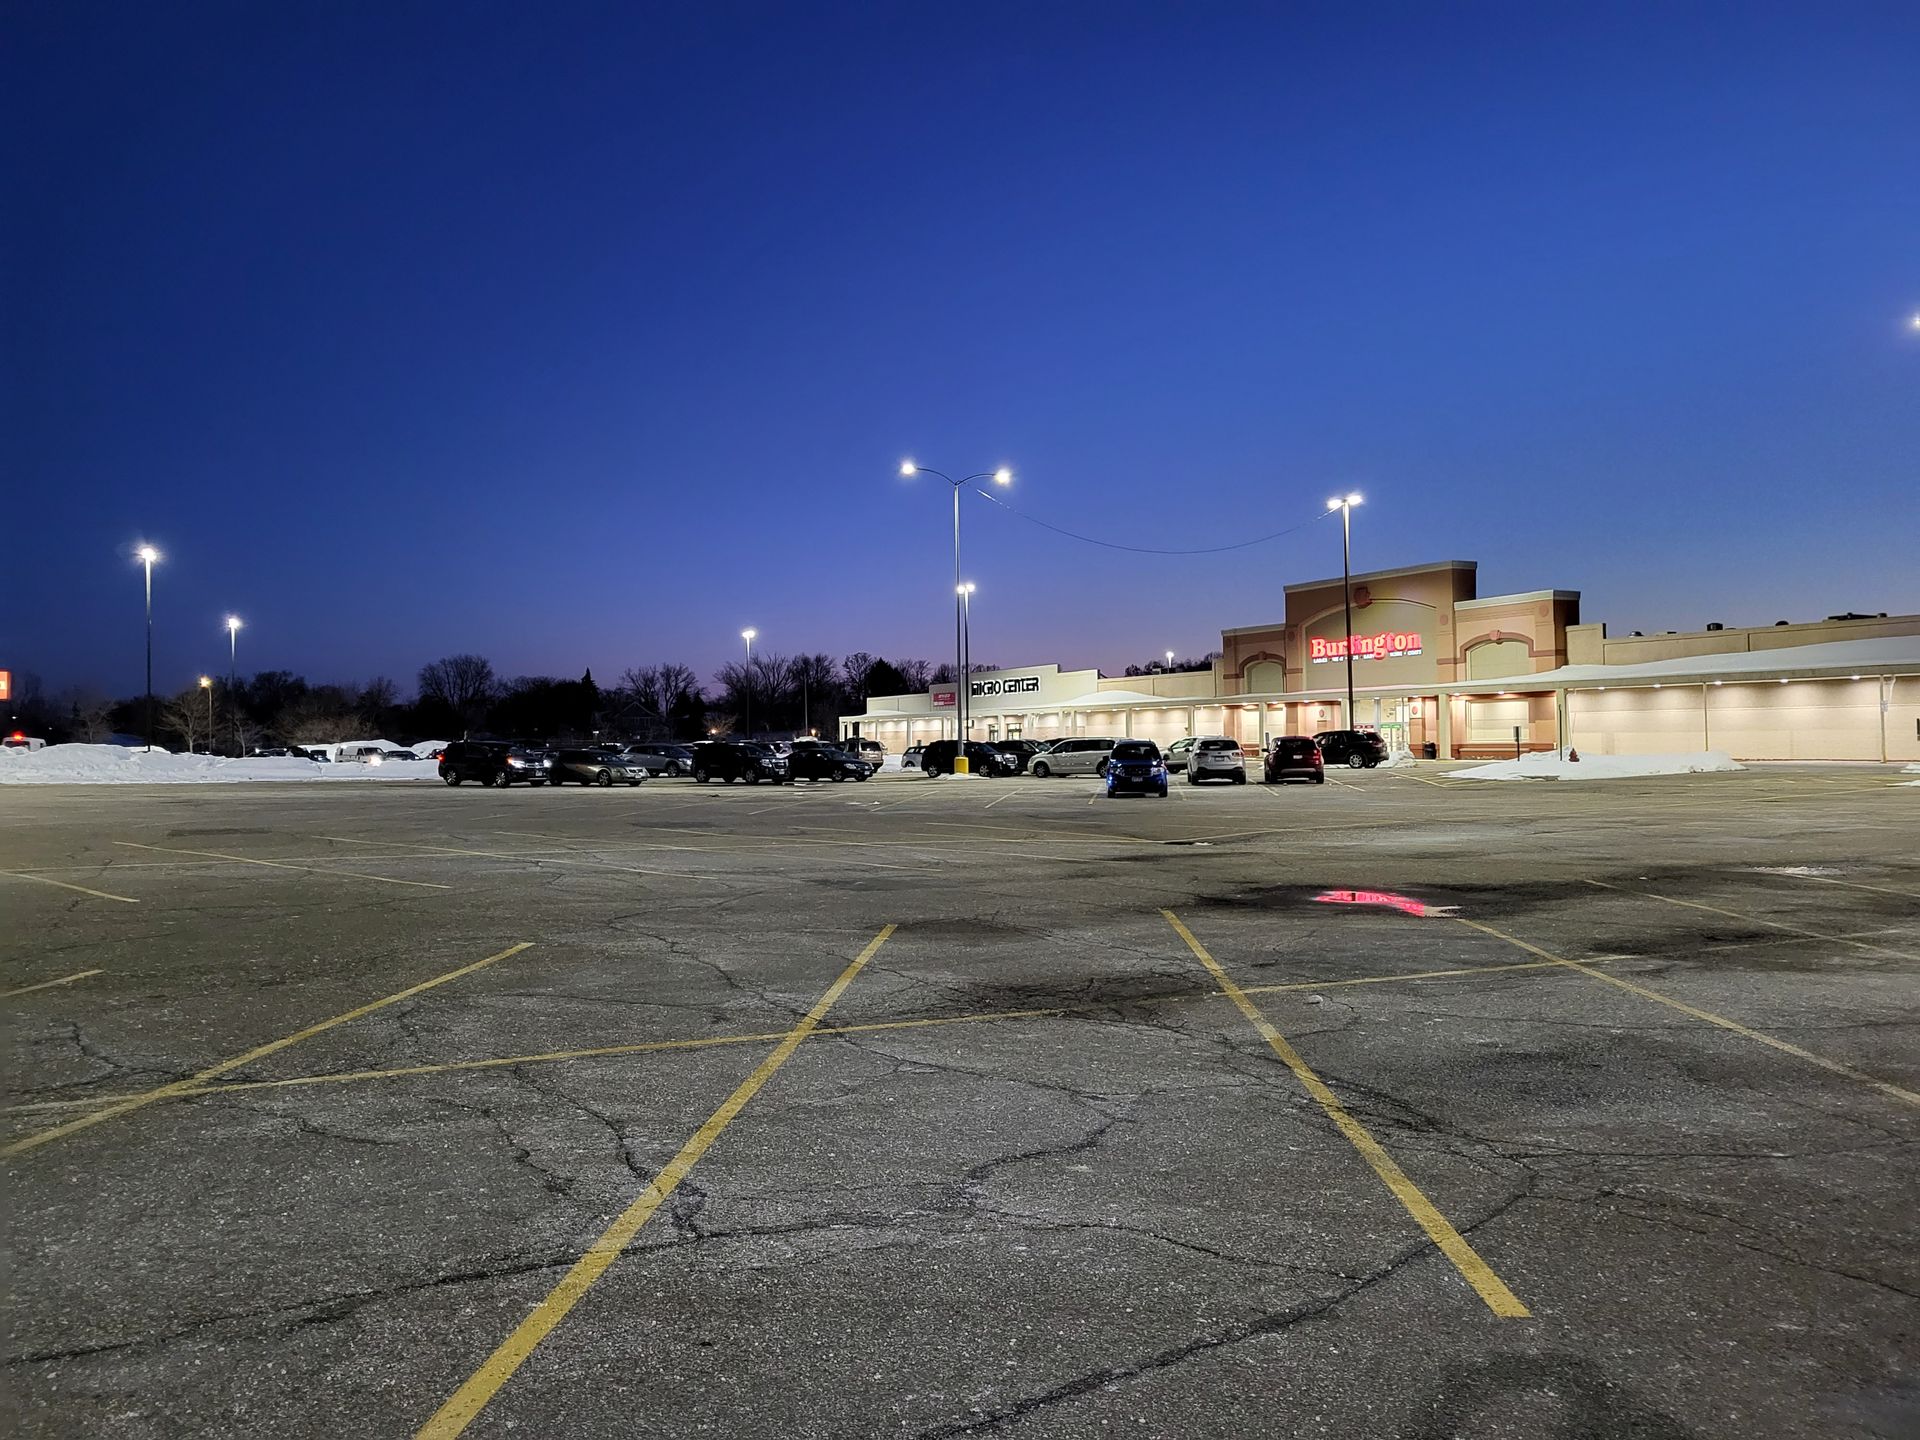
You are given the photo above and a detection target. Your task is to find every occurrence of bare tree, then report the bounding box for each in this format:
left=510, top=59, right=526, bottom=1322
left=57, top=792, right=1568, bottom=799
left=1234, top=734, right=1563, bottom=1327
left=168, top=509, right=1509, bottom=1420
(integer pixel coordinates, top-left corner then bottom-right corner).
left=418, top=654, right=496, bottom=727
left=161, top=685, right=213, bottom=753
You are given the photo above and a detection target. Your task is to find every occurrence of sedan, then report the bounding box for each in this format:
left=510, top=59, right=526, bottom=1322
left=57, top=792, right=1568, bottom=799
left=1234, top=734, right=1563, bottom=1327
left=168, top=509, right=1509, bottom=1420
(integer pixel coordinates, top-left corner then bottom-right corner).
left=786, top=743, right=873, bottom=782
left=1105, top=740, right=1169, bottom=798
left=549, top=747, right=647, bottom=787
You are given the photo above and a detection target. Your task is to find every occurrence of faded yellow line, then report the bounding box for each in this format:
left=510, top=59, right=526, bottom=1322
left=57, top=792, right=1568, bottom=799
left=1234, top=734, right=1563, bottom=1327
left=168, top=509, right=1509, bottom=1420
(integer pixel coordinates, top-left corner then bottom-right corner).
left=1, top=870, right=140, bottom=904
left=4, top=1004, right=1070, bottom=1114
left=3, top=969, right=105, bottom=999
left=1453, top=916, right=1920, bottom=1110
left=112, top=841, right=450, bottom=891
left=416, top=925, right=896, bottom=1438
left=1586, top=879, right=1918, bottom=961
left=1163, top=910, right=1530, bottom=1318
left=2, top=943, right=532, bottom=1157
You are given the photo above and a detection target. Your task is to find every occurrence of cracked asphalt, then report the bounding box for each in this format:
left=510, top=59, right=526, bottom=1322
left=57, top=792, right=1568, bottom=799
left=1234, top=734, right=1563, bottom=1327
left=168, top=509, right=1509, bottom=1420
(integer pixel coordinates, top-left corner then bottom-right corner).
left=3, top=762, right=1916, bottom=1438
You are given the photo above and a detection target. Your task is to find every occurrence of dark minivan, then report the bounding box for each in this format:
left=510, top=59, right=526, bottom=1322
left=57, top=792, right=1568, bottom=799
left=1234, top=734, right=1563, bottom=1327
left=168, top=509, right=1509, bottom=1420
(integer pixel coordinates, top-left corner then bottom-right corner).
left=1312, top=730, right=1388, bottom=769
left=689, top=739, right=789, bottom=784
left=440, top=741, right=552, bottom=787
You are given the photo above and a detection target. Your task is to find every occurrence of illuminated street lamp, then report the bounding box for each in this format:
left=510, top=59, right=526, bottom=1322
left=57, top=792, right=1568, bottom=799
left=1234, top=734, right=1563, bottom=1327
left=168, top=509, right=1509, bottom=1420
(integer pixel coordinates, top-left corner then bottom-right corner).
left=224, top=615, right=243, bottom=755
left=199, top=676, right=213, bottom=754
left=1326, top=494, right=1364, bottom=727
left=901, top=461, right=1012, bottom=768
left=135, top=545, right=161, bottom=750
left=741, top=628, right=757, bottom=737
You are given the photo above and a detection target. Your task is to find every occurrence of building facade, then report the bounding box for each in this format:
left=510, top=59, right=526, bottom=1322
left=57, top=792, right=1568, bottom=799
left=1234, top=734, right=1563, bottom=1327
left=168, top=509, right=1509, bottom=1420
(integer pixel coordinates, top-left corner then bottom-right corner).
left=841, top=560, right=1920, bottom=764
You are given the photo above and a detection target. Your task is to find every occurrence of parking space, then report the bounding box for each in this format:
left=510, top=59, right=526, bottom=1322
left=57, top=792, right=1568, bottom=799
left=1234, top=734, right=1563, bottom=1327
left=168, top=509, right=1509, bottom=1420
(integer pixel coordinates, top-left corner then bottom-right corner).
left=4, top=768, right=1917, bottom=1438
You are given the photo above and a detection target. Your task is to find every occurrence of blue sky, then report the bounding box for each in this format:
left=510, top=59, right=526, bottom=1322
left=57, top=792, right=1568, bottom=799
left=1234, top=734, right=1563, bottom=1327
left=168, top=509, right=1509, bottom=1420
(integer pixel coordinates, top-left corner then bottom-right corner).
left=6, top=1, right=1916, bottom=696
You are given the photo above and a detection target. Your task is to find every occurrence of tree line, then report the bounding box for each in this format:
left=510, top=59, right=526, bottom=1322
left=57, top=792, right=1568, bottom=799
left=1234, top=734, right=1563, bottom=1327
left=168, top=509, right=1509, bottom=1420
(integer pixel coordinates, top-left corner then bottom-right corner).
left=6, top=650, right=995, bottom=751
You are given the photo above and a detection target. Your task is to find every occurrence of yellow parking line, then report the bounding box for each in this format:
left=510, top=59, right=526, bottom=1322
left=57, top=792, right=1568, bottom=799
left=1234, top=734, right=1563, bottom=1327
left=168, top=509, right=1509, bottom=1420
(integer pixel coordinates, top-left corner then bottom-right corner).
left=1453, top=916, right=1920, bottom=1110
left=1, top=870, right=140, bottom=904
left=2, top=969, right=105, bottom=999
left=1585, top=879, right=1918, bottom=961
left=2, top=943, right=532, bottom=1158
left=416, top=925, right=896, bottom=1438
left=112, top=841, right=450, bottom=890
left=1161, top=910, right=1530, bottom=1318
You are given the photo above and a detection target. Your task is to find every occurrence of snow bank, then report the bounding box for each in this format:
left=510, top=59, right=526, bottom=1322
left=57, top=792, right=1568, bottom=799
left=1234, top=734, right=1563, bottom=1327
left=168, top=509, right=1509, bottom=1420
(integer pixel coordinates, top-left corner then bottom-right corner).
left=0, top=744, right=442, bottom=785
left=1452, top=750, right=1746, bottom=782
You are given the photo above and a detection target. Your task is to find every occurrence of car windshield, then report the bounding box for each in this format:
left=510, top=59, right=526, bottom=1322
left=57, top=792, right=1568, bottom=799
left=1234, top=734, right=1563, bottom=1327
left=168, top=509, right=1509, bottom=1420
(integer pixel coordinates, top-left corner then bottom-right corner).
left=1112, top=742, right=1160, bottom=760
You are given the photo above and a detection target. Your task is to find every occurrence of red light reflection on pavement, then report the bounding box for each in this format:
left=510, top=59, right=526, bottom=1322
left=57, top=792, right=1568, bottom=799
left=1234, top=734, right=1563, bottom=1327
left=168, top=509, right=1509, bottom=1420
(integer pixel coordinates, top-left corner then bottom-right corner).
left=1313, top=889, right=1434, bottom=918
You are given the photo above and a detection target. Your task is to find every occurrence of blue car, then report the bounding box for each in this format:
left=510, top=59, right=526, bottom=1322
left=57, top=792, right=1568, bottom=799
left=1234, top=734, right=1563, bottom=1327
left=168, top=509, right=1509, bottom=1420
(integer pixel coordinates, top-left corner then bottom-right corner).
left=1105, top=739, right=1169, bottom=798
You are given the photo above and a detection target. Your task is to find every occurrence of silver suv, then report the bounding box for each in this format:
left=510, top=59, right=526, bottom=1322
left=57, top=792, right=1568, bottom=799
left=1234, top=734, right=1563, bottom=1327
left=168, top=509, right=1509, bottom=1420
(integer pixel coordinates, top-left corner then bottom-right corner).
left=1186, top=736, right=1247, bottom=785
left=1029, top=736, right=1123, bottom=778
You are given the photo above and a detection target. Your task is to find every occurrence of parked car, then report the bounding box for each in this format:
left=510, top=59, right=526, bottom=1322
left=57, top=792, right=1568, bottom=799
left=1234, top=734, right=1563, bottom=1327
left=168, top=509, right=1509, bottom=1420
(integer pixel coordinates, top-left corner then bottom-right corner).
left=841, top=737, right=886, bottom=770
left=1105, top=740, right=1169, bottom=798
left=550, top=747, right=647, bottom=787
left=991, top=738, right=1048, bottom=774
left=1027, top=736, right=1122, bottom=778
left=1186, top=735, right=1247, bottom=784
left=1313, top=729, right=1388, bottom=769
left=689, top=739, right=788, bottom=784
left=619, top=743, right=694, bottom=776
left=439, top=740, right=553, bottom=787
left=900, top=744, right=926, bottom=771
left=786, top=741, right=872, bottom=782
left=1265, top=736, right=1326, bottom=784
left=1162, top=737, right=1197, bottom=773
left=918, top=740, right=1018, bottom=777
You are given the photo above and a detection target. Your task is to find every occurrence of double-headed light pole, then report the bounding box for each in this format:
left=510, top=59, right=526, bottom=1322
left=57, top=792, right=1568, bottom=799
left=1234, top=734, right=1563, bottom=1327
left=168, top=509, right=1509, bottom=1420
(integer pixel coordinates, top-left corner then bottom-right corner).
left=900, top=461, right=1011, bottom=774
left=1326, top=493, right=1364, bottom=727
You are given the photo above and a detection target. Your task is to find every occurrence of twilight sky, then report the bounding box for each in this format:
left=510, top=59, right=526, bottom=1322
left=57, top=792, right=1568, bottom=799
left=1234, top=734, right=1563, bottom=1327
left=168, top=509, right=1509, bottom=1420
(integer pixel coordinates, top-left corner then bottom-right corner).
left=6, top=2, right=1917, bottom=698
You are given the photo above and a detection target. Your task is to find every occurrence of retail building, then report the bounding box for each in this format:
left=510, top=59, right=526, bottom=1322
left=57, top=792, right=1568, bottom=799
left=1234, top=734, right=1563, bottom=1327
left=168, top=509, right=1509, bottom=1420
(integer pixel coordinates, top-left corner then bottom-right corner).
left=840, top=560, right=1920, bottom=763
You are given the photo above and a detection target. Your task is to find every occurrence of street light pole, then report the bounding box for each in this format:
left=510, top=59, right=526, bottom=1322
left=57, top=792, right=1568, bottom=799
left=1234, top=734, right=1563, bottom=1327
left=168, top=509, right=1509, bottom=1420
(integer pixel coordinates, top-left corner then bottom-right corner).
left=1326, top=494, right=1364, bottom=728
left=199, top=677, right=213, bottom=753
left=900, top=462, right=1012, bottom=772
left=225, top=615, right=243, bottom=755
left=136, top=545, right=160, bottom=750
left=741, top=628, right=757, bottom=737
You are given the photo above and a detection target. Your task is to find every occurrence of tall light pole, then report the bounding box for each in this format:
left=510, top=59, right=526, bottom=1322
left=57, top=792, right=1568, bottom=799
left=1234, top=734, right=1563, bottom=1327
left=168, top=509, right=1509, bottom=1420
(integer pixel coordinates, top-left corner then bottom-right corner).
left=1326, top=494, right=1364, bottom=728
left=901, top=461, right=1011, bottom=771
left=198, top=677, right=213, bottom=753
left=225, top=615, right=243, bottom=755
left=957, top=582, right=978, bottom=736
left=135, top=545, right=160, bottom=750
left=741, top=628, right=757, bottom=737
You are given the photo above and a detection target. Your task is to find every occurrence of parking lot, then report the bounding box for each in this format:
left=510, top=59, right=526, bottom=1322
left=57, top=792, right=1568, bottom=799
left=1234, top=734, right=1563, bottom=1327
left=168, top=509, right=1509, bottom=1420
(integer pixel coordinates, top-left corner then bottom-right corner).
left=4, top=765, right=1916, bottom=1439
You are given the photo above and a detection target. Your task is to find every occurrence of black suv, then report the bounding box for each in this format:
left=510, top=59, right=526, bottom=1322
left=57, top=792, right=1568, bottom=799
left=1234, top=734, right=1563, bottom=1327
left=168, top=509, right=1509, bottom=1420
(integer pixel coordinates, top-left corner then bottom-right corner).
left=786, top=741, right=872, bottom=782
left=1312, top=730, right=1388, bottom=769
left=439, top=741, right=552, bottom=787
left=689, top=739, right=789, bottom=784
left=918, top=740, right=1018, bottom=777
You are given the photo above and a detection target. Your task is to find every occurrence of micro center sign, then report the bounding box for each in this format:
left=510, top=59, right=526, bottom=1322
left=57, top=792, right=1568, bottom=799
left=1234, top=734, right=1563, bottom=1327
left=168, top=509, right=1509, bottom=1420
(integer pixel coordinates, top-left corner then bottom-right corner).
left=1309, top=631, right=1424, bottom=663
left=970, top=675, right=1040, bottom=698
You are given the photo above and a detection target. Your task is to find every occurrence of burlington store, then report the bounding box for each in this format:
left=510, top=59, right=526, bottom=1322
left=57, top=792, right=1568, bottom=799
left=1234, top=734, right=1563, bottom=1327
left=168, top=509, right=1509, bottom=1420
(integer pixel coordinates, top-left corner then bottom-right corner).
left=841, top=560, right=1920, bottom=764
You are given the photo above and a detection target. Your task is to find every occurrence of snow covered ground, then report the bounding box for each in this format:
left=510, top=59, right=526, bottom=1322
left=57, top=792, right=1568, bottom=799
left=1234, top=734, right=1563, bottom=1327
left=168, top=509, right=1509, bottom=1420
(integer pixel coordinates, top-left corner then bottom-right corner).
left=1452, top=750, right=1746, bottom=782
left=0, top=744, right=443, bottom=785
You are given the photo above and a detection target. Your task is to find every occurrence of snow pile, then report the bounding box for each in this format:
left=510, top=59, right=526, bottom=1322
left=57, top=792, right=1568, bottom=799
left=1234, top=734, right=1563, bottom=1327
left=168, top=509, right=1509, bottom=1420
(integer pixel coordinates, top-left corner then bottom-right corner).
left=0, top=744, right=443, bottom=785
left=1452, top=750, right=1746, bottom=782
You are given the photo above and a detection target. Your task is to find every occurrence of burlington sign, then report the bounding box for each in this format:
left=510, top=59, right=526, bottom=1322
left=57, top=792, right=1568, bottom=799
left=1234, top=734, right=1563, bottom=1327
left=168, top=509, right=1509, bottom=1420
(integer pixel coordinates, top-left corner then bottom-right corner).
left=1309, top=631, right=1424, bottom=663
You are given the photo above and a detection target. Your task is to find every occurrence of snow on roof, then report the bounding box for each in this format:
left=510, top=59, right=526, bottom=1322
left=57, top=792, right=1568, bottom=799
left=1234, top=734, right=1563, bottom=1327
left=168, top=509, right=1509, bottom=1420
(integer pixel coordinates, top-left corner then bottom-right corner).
left=1483, top=634, right=1920, bottom=689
